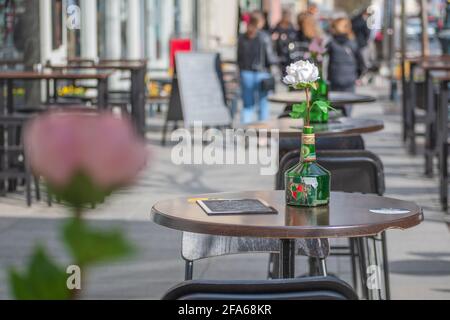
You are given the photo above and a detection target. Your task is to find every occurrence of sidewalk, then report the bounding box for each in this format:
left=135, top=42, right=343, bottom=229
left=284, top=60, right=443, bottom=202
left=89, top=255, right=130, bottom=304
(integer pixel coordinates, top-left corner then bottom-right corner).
left=0, top=82, right=449, bottom=299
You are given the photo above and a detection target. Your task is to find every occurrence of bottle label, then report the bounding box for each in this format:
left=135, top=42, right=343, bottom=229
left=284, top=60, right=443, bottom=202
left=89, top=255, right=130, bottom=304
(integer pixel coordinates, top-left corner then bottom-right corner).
left=301, top=134, right=316, bottom=162
left=287, top=177, right=319, bottom=205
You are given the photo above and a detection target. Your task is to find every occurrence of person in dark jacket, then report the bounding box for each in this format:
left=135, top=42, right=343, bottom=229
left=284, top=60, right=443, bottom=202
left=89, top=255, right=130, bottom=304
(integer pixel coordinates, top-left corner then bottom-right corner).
left=327, top=17, right=365, bottom=115
left=237, top=11, right=278, bottom=124
left=351, top=8, right=371, bottom=49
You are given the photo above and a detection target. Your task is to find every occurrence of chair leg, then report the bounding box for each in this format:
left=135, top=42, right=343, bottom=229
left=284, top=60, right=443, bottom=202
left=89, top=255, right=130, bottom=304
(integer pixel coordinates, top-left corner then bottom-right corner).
left=381, top=232, right=391, bottom=300
left=34, top=176, right=41, bottom=201
left=308, top=257, right=317, bottom=276
left=318, top=258, right=328, bottom=276
left=369, top=236, right=382, bottom=300
left=267, top=253, right=279, bottom=279
left=185, top=260, right=194, bottom=281
left=47, top=190, right=52, bottom=207
left=349, top=238, right=358, bottom=289
left=25, top=174, right=31, bottom=207
left=161, top=120, right=169, bottom=146
left=441, top=142, right=448, bottom=211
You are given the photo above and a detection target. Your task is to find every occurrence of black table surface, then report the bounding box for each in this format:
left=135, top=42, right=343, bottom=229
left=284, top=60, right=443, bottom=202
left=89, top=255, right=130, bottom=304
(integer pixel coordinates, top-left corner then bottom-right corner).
left=268, top=91, right=376, bottom=106
left=245, top=117, right=384, bottom=138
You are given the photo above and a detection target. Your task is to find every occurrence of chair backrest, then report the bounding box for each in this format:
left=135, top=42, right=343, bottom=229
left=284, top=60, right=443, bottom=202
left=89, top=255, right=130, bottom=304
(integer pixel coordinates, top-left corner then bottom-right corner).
left=162, top=276, right=358, bottom=300
left=0, top=115, right=30, bottom=172
left=276, top=150, right=385, bottom=195
left=0, top=115, right=30, bottom=149
left=279, top=135, right=365, bottom=160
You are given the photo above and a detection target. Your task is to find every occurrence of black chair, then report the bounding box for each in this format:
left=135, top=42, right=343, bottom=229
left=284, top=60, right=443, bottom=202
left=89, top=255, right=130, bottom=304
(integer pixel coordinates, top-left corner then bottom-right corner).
left=279, top=134, right=365, bottom=162
left=0, top=114, right=40, bottom=206
left=404, top=80, right=428, bottom=155
left=162, top=276, right=358, bottom=300
left=275, top=149, right=389, bottom=300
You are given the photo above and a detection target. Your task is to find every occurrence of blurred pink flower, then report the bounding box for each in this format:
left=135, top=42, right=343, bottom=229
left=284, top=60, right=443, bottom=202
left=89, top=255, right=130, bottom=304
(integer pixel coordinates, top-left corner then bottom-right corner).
left=25, top=111, right=149, bottom=189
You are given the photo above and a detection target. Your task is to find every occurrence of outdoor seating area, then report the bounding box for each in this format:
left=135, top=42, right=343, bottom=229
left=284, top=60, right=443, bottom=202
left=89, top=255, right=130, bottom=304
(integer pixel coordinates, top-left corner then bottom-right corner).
left=0, top=0, right=450, bottom=307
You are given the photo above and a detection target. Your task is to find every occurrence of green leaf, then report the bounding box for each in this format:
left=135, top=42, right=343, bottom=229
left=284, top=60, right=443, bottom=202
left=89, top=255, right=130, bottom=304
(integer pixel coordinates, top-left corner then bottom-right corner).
left=63, top=219, right=134, bottom=266
left=290, top=103, right=307, bottom=119
left=47, top=173, right=113, bottom=211
left=313, top=100, right=330, bottom=113
left=311, top=100, right=337, bottom=113
left=9, top=247, right=71, bottom=300
left=289, top=112, right=302, bottom=119
left=292, top=103, right=307, bottom=114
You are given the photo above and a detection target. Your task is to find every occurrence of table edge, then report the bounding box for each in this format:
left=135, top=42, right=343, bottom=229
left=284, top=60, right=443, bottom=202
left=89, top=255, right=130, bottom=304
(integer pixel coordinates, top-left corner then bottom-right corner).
left=150, top=193, right=424, bottom=239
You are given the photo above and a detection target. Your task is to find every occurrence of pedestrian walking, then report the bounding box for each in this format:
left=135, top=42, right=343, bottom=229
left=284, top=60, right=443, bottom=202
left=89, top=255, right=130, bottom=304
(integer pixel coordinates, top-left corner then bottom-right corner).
left=237, top=11, right=278, bottom=124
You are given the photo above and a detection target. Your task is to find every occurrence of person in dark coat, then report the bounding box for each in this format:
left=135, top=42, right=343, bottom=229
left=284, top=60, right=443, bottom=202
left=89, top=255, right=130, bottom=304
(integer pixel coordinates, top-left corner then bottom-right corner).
left=327, top=17, right=365, bottom=115
left=351, top=8, right=371, bottom=49
left=272, top=9, right=297, bottom=75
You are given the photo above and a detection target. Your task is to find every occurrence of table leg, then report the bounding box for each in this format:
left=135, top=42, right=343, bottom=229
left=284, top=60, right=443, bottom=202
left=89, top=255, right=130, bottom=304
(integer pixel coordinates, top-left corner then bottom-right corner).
left=401, top=59, right=408, bottom=142
left=425, top=70, right=435, bottom=177
left=0, top=80, right=4, bottom=193
left=356, top=237, right=369, bottom=299
left=381, top=232, right=391, bottom=300
left=367, top=237, right=383, bottom=300
left=97, top=78, right=108, bottom=110
left=279, top=239, right=295, bottom=279
left=131, top=68, right=146, bottom=137
left=406, top=64, right=416, bottom=154
left=53, top=79, right=57, bottom=103
left=5, top=79, right=15, bottom=191
left=438, top=81, right=449, bottom=212
left=6, top=79, right=13, bottom=114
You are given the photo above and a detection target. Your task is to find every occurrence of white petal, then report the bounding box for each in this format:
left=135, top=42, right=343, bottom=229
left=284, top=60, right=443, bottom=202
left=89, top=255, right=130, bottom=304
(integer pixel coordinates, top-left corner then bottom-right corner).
left=283, top=75, right=297, bottom=85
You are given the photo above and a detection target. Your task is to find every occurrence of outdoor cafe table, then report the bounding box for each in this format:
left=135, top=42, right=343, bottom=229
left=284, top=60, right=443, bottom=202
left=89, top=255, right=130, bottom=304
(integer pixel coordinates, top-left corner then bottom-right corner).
left=49, top=61, right=147, bottom=136
left=151, top=191, right=423, bottom=280
left=0, top=69, right=113, bottom=114
left=268, top=91, right=376, bottom=106
left=245, top=117, right=384, bottom=139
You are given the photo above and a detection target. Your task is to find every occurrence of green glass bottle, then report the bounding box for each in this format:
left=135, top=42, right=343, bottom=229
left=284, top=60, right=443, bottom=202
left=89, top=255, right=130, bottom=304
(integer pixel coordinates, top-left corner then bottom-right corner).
left=285, top=126, right=330, bottom=207
left=311, top=78, right=329, bottom=101
left=310, top=69, right=329, bottom=124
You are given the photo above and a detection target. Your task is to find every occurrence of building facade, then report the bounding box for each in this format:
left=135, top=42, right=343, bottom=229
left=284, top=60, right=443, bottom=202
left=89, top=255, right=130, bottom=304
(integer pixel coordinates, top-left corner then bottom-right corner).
left=0, top=0, right=369, bottom=68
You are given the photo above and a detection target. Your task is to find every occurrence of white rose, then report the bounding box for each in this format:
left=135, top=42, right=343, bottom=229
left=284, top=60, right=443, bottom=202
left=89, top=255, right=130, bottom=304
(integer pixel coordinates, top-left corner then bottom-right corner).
left=282, top=74, right=297, bottom=86
left=283, top=60, right=320, bottom=87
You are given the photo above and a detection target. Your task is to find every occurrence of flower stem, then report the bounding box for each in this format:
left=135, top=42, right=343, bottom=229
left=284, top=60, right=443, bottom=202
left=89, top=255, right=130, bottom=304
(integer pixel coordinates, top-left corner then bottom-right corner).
left=305, top=87, right=311, bottom=127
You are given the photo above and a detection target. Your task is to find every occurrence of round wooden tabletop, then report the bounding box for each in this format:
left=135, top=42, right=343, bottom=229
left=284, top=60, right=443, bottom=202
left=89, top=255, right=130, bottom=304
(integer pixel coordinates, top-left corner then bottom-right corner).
left=151, top=191, right=423, bottom=239
left=268, top=91, right=376, bottom=106
left=245, top=117, right=384, bottom=138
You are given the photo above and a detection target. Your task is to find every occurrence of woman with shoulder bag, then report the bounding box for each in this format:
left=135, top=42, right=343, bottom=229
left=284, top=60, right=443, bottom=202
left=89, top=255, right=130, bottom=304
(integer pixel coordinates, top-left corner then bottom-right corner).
left=237, top=11, right=278, bottom=124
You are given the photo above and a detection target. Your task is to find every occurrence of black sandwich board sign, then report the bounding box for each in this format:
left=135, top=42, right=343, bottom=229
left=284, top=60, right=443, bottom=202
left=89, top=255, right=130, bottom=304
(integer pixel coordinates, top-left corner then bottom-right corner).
left=162, top=52, right=232, bottom=144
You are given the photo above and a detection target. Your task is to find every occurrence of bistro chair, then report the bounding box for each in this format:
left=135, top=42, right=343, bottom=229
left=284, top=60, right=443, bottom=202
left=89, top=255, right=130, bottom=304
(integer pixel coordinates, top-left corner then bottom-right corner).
left=182, top=233, right=329, bottom=281
left=277, top=135, right=365, bottom=187
left=436, top=80, right=450, bottom=211
left=162, top=276, right=358, bottom=300
left=0, top=115, right=40, bottom=206
left=404, top=80, right=428, bottom=155
left=276, top=149, right=389, bottom=300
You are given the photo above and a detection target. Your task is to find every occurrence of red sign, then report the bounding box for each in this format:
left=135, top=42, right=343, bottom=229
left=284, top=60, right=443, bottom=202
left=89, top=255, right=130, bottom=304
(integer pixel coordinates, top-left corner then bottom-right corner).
left=169, top=39, right=192, bottom=68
